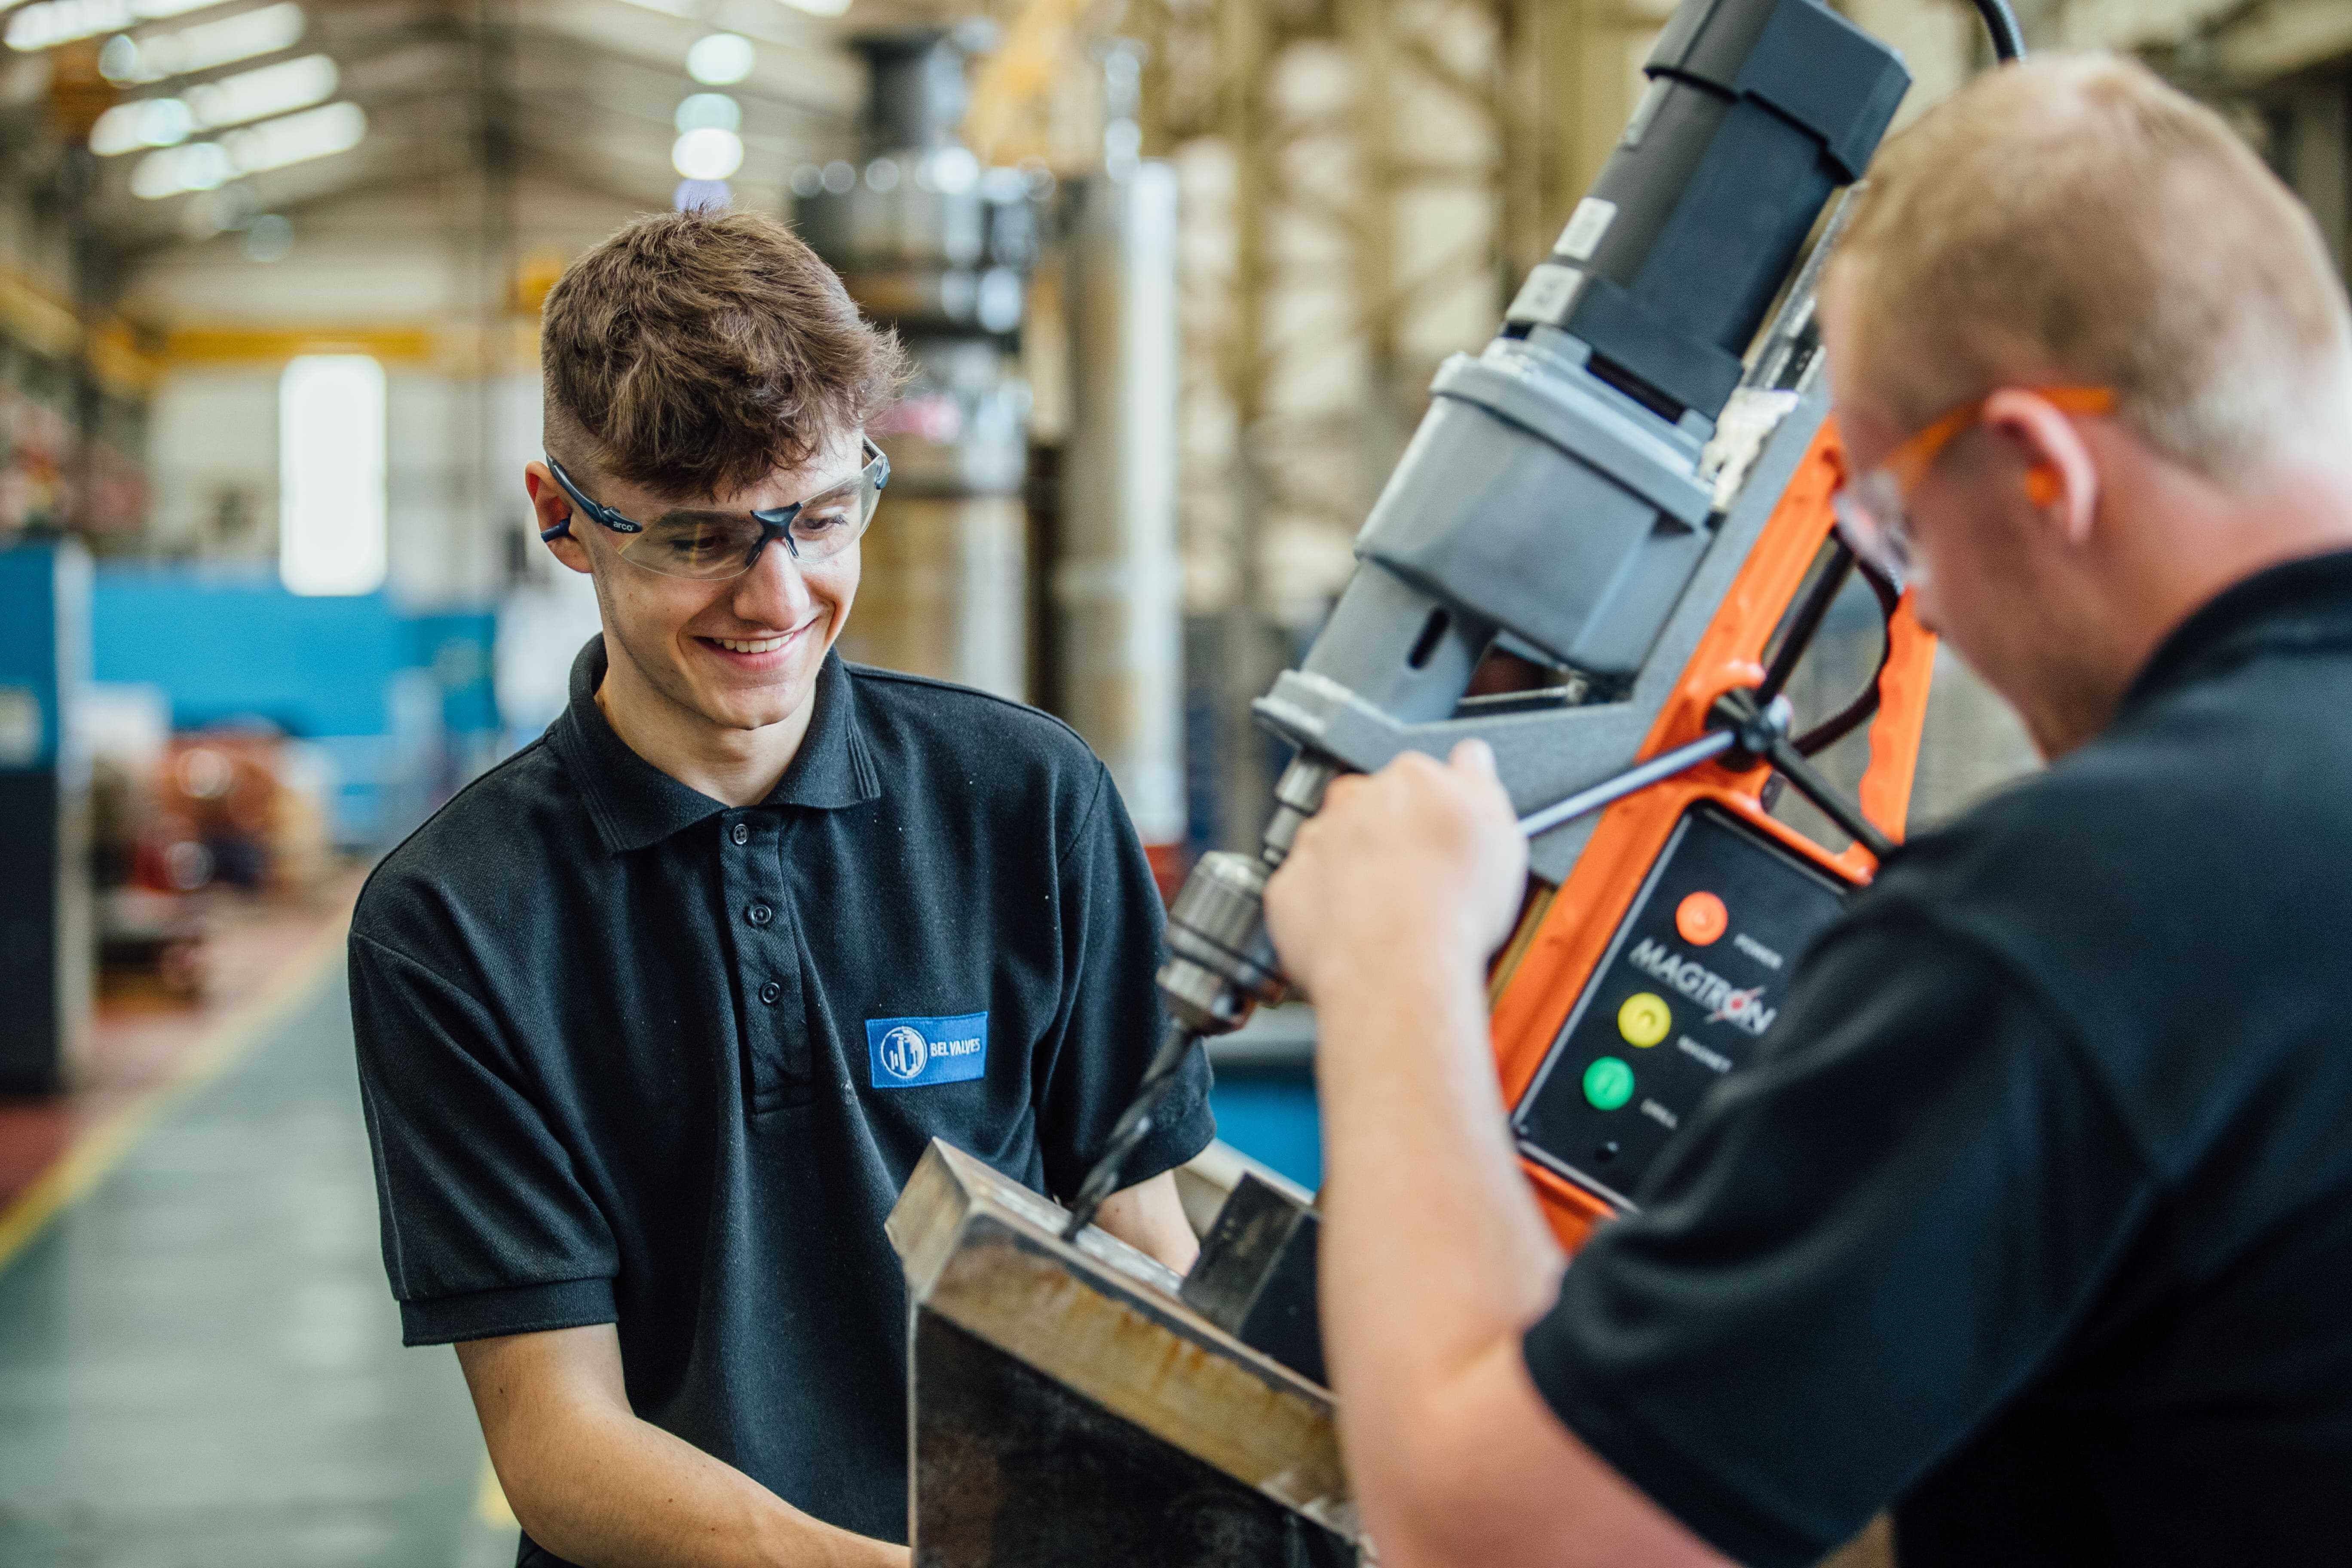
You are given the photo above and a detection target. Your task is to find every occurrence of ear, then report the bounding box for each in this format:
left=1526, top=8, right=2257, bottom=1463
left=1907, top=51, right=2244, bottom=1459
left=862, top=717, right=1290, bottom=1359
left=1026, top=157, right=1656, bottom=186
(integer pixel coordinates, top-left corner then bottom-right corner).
left=525, top=462, right=594, bottom=577
left=1980, top=389, right=2100, bottom=548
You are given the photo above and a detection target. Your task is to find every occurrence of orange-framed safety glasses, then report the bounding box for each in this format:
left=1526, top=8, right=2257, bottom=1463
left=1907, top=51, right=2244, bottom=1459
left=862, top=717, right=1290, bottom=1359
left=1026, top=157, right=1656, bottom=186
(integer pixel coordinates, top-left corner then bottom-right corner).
left=1833, top=385, right=2117, bottom=588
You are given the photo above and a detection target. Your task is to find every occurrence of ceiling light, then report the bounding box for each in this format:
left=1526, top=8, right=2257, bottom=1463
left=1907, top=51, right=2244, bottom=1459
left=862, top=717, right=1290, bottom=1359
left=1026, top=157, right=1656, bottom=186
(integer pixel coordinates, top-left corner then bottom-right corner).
left=924, top=145, right=977, bottom=195
left=6, top=0, right=227, bottom=53
left=222, top=98, right=362, bottom=175
left=89, top=94, right=191, bottom=154
left=131, top=138, right=227, bottom=196
left=130, top=99, right=363, bottom=198
left=187, top=52, right=336, bottom=129
left=100, top=2, right=305, bottom=85
left=673, top=92, right=738, bottom=135
left=242, top=211, right=293, bottom=262
left=685, top=31, right=752, bottom=86
left=91, top=53, right=334, bottom=155
left=778, top=0, right=851, bottom=16
left=673, top=179, right=730, bottom=213
left=671, top=126, right=742, bottom=181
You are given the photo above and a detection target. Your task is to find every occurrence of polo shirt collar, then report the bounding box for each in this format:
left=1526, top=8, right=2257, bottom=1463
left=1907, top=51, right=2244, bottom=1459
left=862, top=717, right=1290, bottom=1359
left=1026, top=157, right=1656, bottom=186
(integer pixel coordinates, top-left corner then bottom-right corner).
left=2122, top=547, right=2352, bottom=716
left=551, top=636, right=882, bottom=854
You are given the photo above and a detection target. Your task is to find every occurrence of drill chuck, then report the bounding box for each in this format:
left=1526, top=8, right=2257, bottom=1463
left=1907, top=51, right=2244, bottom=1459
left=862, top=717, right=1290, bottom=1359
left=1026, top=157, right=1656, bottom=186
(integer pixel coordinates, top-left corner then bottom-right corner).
left=1158, top=851, right=1287, bottom=1035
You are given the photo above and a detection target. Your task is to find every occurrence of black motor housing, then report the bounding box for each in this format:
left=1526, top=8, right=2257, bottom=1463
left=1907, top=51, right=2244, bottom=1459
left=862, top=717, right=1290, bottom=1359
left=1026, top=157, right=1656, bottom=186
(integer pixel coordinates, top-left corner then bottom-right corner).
left=1510, top=0, right=1910, bottom=421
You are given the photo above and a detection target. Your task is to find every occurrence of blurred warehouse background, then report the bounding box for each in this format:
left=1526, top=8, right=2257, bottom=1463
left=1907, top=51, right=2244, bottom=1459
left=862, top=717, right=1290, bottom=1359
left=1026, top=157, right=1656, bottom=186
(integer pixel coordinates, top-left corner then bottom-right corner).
left=0, top=0, right=2346, bottom=1561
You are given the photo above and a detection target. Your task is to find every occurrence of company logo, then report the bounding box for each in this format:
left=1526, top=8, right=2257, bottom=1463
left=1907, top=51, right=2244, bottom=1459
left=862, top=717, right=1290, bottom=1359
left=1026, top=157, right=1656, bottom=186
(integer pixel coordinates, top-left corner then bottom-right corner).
left=1625, top=938, right=1777, bottom=1036
left=879, top=1026, right=929, bottom=1081
left=865, top=1012, right=989, bottom=1090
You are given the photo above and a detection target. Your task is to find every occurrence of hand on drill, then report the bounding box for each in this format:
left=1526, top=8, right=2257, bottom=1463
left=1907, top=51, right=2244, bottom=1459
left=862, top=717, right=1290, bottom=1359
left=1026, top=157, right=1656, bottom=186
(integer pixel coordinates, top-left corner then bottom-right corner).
left=1263, top=739, right=1528, bottom=1007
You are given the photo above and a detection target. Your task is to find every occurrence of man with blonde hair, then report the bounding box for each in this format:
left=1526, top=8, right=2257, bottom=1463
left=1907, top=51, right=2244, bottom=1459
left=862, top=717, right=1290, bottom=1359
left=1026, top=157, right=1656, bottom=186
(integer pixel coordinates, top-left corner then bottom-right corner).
left=1263, top=54, right=2352, bottom=1568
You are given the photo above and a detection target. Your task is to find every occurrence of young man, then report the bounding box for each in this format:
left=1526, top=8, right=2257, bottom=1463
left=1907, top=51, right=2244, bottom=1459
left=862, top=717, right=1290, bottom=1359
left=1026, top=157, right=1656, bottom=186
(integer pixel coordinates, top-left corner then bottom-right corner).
left=350, top=211, right=1210, bottom=1568
left=1264, top=55, right=2352, bottom=1568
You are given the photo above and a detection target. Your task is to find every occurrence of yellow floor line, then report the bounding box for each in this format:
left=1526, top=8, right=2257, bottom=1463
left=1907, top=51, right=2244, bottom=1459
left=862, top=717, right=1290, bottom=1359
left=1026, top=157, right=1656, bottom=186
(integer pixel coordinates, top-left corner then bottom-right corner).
left=0, top=900, right=354, bottom=1275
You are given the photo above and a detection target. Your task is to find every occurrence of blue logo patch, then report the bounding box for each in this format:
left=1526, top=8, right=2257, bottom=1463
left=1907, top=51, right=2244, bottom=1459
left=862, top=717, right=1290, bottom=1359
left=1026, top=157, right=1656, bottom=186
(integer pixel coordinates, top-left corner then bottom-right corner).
left=866, top=1012, right=989, bottom=1090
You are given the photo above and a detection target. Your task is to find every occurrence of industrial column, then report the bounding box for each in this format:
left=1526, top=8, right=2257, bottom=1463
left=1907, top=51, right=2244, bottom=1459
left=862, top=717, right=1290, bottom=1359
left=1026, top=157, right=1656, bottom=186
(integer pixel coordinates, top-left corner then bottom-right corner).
left=0, top=541, right=92, bottom=1091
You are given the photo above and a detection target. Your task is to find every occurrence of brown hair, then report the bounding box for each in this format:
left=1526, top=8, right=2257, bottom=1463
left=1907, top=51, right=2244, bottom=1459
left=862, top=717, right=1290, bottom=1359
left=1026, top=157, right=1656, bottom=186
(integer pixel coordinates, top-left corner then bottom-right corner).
left=541, top=209, right=909, bottom=499
left=1831, top=53, right=2352, bottom=480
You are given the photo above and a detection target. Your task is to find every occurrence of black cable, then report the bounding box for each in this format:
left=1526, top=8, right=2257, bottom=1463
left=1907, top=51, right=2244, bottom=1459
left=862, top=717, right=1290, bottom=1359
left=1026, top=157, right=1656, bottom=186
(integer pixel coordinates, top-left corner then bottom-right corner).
left=1791, top=555, right=1902, bottom=757
left=1062, top=1019, right=1199, bottom=1241
left=1756, top=541, right=1857, bottom=709
left=1767, top=737, right=1897, bottom=861
left=1970, top=0, right=2027, bottom=62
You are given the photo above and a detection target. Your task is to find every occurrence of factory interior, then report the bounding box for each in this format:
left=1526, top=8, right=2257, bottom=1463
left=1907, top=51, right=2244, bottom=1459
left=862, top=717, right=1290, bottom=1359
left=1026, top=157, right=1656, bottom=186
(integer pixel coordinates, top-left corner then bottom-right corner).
left=1, top=0, right=2349, bottom=1563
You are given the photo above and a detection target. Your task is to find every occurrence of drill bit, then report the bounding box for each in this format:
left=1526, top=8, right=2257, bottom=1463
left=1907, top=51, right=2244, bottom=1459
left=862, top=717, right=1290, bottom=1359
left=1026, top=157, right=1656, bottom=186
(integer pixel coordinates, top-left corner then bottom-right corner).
left=1061, top=1019, right=1200, bottom=1242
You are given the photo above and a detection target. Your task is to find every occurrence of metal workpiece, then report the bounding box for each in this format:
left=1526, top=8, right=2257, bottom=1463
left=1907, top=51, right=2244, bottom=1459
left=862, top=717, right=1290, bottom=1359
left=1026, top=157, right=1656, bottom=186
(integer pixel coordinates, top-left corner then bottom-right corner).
left=1180, top=1173, right=1328, bottom=1387
left=888, top=1142, right=1359, bottom=1565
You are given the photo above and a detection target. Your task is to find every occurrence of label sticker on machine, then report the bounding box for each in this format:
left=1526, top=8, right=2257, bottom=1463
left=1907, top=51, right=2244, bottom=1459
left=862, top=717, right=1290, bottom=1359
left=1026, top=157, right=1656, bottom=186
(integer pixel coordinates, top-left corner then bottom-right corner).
left=1555, top=197, right=1617, bottom=261
left=1513, top=807, right=1851, bottom=1211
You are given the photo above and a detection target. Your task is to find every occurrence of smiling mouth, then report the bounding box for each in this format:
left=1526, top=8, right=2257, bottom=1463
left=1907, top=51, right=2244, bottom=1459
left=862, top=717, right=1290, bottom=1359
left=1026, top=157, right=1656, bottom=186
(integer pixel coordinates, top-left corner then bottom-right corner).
left=686, top=611, right=828, bottom=663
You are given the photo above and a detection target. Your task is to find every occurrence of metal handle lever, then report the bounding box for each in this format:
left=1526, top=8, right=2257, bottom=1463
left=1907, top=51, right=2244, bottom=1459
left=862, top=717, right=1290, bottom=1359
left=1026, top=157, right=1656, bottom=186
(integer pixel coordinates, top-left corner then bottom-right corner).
left=1516, top=729, right=1738, bottom=839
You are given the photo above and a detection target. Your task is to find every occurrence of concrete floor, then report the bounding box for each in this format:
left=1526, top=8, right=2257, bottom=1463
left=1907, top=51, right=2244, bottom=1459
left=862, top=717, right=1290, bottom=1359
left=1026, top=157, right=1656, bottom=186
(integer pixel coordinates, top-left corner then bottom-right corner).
left=0, top=963, right=518, bottom=1568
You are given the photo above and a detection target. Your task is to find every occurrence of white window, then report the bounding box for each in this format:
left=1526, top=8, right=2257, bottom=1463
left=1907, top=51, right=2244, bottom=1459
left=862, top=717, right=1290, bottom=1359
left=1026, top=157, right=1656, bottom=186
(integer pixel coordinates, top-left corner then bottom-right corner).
left=278, top=354, right=386, bottom=596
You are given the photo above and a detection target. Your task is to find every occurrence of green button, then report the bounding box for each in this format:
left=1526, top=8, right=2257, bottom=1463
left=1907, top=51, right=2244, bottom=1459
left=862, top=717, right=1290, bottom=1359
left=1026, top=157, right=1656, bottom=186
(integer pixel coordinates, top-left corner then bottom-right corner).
left=1583, top=1055, right=1635, bottom=1112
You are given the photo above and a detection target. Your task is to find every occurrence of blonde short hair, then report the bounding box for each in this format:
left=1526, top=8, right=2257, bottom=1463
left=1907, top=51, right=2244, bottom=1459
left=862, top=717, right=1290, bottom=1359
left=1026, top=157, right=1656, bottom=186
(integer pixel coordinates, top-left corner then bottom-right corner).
left=1831, top=53, right=2352, bottom=480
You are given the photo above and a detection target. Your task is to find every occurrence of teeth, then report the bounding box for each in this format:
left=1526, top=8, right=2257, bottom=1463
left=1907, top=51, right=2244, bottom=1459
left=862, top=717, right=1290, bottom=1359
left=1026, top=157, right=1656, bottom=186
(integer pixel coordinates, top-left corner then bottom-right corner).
left=715, top=634, right=790, bottom=654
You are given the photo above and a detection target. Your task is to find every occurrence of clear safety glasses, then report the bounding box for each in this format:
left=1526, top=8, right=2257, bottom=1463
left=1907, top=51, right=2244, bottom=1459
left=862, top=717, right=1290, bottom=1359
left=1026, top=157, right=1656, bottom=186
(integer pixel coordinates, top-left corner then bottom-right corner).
left=1832, top=386, right=2115, bottom=589
left=542, top=440, right=891, bottom=581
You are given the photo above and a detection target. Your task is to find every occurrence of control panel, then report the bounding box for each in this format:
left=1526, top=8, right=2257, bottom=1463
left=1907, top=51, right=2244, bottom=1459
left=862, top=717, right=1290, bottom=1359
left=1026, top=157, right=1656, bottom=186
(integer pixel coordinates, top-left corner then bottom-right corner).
left=1513, top=805, right=1851, bottom=1210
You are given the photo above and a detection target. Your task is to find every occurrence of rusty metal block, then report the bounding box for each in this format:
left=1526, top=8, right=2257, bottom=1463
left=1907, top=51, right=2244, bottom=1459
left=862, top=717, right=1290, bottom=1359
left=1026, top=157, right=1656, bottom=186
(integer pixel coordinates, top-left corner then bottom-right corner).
left=888, top=1141, right=1359, bottom=1566
left=1180, top=1171, right=1326, bottom=1386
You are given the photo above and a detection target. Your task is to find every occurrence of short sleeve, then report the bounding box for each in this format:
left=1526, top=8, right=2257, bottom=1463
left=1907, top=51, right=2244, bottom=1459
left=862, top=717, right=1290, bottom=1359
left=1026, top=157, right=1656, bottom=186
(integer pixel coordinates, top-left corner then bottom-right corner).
left=349, top=926, right=620, bottom=1346
left=1032, top=765, right=1217, bottom=1199
left=1520, top=907, right=2156, bottom=1568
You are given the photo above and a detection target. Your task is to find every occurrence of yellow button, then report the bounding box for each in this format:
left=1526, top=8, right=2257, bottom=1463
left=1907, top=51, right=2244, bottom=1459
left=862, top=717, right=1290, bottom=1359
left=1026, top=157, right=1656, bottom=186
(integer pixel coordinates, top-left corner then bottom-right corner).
left=1617, top=992, right=1671, bottom=1048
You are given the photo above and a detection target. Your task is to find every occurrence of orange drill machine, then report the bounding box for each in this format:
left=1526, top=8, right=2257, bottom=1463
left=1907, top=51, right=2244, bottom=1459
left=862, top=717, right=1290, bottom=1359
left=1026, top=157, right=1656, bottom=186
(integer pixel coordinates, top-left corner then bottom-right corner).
left=1065, top=0, right=2027, bottom=1274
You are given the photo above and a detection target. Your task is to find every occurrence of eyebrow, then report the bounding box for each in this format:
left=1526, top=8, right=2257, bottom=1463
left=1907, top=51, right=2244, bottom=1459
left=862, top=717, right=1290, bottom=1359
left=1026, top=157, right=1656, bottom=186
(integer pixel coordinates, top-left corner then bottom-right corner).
left=646, top=468, right=864, bottom=528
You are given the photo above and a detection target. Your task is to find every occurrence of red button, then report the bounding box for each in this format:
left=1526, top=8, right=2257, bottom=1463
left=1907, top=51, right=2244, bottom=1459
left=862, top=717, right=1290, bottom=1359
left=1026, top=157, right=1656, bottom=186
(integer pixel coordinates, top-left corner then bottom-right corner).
left=1676, top=891, right=1728, bottom=946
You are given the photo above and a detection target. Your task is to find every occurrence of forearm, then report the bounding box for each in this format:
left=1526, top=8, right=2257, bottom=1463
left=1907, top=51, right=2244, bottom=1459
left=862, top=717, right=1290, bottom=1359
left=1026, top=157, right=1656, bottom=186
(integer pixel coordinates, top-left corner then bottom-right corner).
left=1266, top=748, right=1727, bottom=1568
left=1318, top=955, right=1562, bottom=1378
left=495, top=1403, right=899, bottom=1568
left=1093, top=1169, right=1200, bottom=1273
left=1314, top=957, right=1565, bottom=1531
left=458, top=1331, right=906, bottom=1568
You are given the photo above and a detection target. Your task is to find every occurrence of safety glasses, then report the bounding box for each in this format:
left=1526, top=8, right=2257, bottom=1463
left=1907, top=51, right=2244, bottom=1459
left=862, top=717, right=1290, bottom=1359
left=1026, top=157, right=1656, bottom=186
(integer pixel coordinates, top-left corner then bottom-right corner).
left=541, top=440, right=890, bottom=581
left=1832, top=386, right=2116, bottom=589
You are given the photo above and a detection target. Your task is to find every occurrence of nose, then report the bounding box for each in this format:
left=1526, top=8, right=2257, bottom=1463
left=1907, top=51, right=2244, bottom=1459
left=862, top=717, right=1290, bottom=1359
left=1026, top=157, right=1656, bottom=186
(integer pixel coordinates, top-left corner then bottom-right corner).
left=732, top=535, right=816, bottom=625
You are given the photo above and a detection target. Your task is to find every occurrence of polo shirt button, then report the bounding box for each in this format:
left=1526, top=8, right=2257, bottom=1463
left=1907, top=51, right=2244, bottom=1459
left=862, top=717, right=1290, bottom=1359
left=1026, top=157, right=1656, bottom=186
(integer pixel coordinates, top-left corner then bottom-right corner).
left=747, top=903, right=773, bottom=927
left=730, top=822, right=750, bottom=846
left=759, top=980, right=783, bottom=1004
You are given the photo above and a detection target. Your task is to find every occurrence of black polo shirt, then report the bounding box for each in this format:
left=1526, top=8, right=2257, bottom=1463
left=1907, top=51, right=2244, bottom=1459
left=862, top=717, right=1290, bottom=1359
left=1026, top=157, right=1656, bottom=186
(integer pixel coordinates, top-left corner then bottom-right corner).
left=349, top=637, right=1214, bottom=1555
left=1523, top=550, right=2352, bottom=1566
